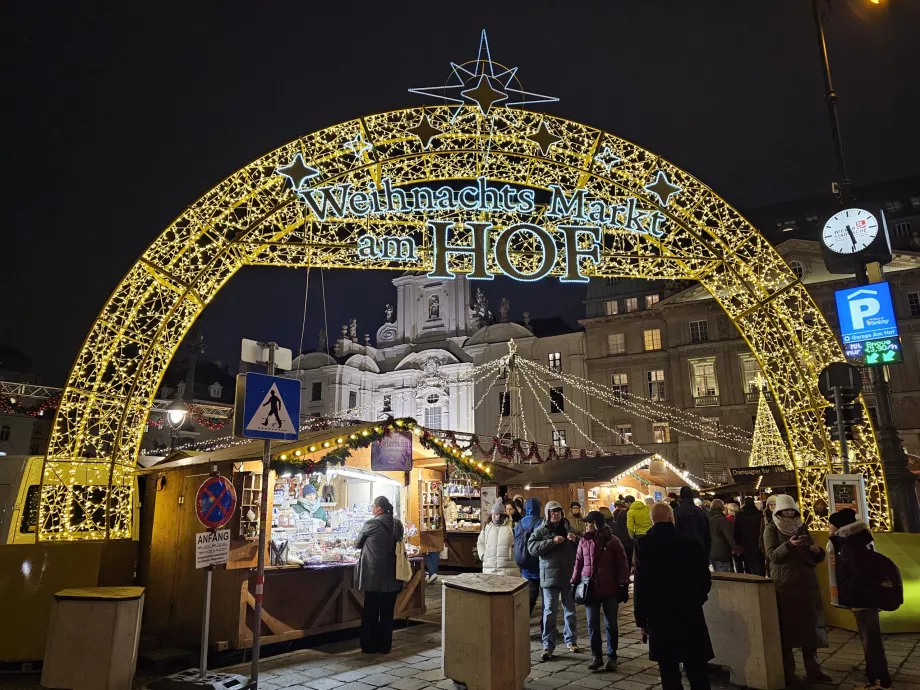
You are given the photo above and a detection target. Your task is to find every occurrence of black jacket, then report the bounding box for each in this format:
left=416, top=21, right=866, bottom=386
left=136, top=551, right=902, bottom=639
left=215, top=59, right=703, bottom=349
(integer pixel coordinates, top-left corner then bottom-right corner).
left=673, top=498, right=712, bottom=556
left=733, top=503, right=763, bottom=554
left=829, top=520, right=876, bottom=609
left=634, top=522, right=714, bottom=663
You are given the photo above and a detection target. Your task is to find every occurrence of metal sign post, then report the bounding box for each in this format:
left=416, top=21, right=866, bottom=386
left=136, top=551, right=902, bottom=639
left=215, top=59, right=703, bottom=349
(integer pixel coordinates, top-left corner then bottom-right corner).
left=831, top=386, right=850, bottom=475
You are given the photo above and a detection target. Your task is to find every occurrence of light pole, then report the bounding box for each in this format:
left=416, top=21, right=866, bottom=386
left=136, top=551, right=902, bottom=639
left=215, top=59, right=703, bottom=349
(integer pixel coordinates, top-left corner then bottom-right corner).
left=808, top=0, right=920, bottom=532
left=166, top=396, right=188, bottom=451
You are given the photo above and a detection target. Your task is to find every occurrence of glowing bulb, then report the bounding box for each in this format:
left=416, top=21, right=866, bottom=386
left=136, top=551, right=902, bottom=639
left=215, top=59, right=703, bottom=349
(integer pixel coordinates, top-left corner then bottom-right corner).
left=323, top=442, right=330, bottom=448
left=280, top=454, right=288, bottom=461
left=308, top=446, right=315, bottom=452
left=336, top=438, right=343, bottom=444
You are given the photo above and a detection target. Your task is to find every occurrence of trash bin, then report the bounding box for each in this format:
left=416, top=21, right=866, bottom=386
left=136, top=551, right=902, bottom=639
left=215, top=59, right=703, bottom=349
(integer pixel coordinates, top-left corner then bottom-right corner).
left=42, top=586, right=145, bottom=690
left=442, top=573, right=530, bottom=690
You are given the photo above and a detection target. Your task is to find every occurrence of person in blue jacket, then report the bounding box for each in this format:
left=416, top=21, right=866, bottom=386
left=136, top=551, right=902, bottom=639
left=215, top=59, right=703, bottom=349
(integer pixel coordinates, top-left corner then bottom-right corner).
left=515, top=497, right=543, bottom=641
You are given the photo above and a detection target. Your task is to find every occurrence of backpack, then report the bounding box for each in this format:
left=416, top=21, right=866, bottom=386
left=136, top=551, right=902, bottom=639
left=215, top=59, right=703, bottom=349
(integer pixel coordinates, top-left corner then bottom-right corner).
left=514, top=518, right=542, bottom=571
left=854, top=549, right=903, bottom=611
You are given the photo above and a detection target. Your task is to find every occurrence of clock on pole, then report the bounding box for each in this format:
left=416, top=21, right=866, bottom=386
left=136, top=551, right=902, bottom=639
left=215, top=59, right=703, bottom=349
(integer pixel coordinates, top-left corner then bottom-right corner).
left=819, top=205, right=892, bottom=274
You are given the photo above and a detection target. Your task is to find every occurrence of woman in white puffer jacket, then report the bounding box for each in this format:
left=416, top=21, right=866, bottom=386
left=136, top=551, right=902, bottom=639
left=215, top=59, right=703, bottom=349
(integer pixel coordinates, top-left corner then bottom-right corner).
left=477, top=500, right=520, bottom=576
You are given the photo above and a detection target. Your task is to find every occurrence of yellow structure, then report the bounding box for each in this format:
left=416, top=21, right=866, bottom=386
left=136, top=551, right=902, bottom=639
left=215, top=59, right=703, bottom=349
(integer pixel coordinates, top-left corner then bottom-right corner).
left=749, top=387, right=794, bottom=470
left=39, top=95, right=890, bottom=539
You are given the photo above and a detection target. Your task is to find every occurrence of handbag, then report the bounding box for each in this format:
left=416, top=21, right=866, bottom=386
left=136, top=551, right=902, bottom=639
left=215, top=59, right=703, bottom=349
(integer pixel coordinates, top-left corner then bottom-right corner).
left=395, top=539, right=412, bottom=582
left=572, top=576, right=592, bottom=605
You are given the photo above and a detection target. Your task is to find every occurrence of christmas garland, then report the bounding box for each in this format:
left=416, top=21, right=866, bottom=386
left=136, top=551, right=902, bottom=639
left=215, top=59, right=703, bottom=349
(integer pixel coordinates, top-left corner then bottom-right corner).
left=458, top=432, right=602, bottom=463
left=188, top=404, right=231, bottom=430
left=0, top=394, right=60, bottom=417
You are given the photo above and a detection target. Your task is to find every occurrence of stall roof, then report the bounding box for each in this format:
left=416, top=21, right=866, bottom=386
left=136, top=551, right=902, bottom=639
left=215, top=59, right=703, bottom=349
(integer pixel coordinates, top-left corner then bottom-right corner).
left=506, top=454, right=652, bottom=486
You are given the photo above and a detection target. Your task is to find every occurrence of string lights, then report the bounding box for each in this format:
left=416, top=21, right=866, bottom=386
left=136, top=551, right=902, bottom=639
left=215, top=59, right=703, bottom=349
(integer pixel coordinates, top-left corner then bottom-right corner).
left=749, top=387, right=794, bottom=469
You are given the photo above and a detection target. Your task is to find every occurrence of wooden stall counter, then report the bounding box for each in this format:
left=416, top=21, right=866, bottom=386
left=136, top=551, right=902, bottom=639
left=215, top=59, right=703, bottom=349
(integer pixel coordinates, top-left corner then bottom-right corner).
left=443, top=531, right=481, bottom=570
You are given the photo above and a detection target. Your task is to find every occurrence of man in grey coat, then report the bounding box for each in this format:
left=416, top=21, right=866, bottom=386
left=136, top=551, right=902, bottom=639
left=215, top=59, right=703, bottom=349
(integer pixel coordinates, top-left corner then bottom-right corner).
left=528, top=500, right=581, bottom=660
left=355, top=496, right=405, bottom=654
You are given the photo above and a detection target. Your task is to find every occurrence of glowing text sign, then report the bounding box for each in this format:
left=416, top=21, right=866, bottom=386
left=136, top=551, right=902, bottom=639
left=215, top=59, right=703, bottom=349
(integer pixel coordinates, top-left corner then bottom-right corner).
left=297, top=176, right=667, bottom=283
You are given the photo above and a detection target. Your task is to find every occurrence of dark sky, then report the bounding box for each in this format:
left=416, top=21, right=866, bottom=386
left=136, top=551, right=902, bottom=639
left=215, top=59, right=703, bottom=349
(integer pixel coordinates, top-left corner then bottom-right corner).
left=5, top=1, right=919, bottom=384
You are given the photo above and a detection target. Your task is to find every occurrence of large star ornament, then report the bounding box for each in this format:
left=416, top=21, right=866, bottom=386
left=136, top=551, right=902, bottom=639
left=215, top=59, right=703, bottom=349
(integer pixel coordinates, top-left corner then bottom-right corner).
left=408, top=30, right=558, bottom=122
left=276, top=153, right=320, bottom=190
left=527, top=120, right=561, bottom=156
left=343, top=133, right=373, bottom=159
left=408, top=111, right=442, bottom=149
left=644, top=171, right=682, bottom=207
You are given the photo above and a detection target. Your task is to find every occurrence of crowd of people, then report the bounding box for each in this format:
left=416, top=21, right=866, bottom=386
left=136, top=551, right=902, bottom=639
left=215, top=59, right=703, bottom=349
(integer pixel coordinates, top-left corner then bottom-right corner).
left=352, top=490, right=898, bottom=690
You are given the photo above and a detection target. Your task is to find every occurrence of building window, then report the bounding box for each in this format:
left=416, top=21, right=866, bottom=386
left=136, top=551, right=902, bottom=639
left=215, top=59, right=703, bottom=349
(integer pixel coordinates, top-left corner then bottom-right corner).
left=701, top=417, right=719, bottom=439
left=208, top=382, right=223, bottom=399
left=550, top=387, right=565, bottom=414
left=689, top=320, right=709, bottom=343
left=424, top=406, right=442, bottom=429
left=646, top=294, right=660, bottom=308
left=604, top=300, right=619, bottom=316
left=894, top=221, right=912, bottom=237
left=0, top=425, right=10, bottom=442
left=647, top=369, right=666, bottom=401
left=605, top=277, right=620, bottom=286
left=789, top=260, right=805, bottom=279
left=499, top=392, right=511, bottom=417
left=552, top=429, right=567, bottom=448
left=805, top=213, right=819, bottom=222
left=910, top=196, right=920, bottom=210
left=690, top=358, right=718, bottom=402
left=867, top=406, right=879, bottom=428
left=643, top=329, right=662, bottom=351
left=427, top=393, right=440, bottom=404
left=614, top=423, right=632, bottom=445
left=909, top=292, right=920, bottom=317
left=311, top=382, right=322, bottom=401
left=741, top=355, right=763, bottom=393
left=777, top=220, right=798, bottom=232
left=611, top=373, right=629, bottom=399
left=382, top=394, right=392, bottom=412
left=883, top=200, right=903, bottom=213
left=548, top=352, right=562, bottom=371
left=607, top=333, right=625, bottom=355
left=652, top=422, right=671, bottom=444
left=348, top=391, right=357, bottom=409
left=625, top=297, right=639, bottom=312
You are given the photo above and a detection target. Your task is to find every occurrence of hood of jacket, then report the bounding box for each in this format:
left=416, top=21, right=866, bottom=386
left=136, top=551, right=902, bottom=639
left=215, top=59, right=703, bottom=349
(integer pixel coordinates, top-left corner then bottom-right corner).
left=628, top=499, right=649, bottom=515
left=834, top=519, right=872, bottom=542
left=544, top=500, right=564, bottom=520
left=525, top=497, right=542, bottom=518
left=741, top=501, right=760, bottom=515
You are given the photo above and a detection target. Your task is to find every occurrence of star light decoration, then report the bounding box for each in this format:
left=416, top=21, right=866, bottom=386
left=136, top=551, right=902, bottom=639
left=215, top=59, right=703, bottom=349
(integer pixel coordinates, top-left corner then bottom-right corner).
left=343, top=132, right=373, bottom=159
left=275, top=153, right=320, bottom=190
left=408, top=30, right=558, bottom=126
left=594, top=146, right=622, bottom=173
left=644, top=170, right=682, bottom=207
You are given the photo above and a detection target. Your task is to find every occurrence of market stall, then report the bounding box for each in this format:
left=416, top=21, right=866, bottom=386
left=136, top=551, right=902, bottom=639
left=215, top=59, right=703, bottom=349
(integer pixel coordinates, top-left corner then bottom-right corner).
left=136, top=418, right=490, bottom=650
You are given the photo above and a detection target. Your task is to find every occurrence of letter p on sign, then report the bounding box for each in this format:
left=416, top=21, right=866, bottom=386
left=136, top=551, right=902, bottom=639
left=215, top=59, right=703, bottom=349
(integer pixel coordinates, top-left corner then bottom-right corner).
left=849, top=296, right=880, bottom=330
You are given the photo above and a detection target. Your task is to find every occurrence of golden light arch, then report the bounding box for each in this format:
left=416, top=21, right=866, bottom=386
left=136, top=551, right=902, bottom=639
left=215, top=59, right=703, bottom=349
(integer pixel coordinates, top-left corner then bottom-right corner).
left=40, top=105, right=890, bottom=540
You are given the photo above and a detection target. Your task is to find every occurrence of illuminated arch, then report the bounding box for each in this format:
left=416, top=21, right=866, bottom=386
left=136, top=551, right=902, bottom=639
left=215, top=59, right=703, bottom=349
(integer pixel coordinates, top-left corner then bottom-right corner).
left=40, top=105, right=890, bottom=539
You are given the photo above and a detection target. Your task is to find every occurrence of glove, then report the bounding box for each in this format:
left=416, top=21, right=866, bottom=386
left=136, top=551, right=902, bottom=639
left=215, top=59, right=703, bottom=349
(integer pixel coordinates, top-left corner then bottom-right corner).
left=618, top=583, right=629, bottom=603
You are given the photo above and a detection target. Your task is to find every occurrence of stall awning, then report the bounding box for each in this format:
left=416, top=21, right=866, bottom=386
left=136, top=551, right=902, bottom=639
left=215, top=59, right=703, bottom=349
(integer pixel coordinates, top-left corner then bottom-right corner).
left=506, top=454, right=652, bottom=486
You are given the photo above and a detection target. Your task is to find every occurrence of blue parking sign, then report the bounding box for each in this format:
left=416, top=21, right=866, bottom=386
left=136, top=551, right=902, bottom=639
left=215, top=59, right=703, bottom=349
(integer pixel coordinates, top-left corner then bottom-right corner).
left=834, top=282, right=899, bottom=345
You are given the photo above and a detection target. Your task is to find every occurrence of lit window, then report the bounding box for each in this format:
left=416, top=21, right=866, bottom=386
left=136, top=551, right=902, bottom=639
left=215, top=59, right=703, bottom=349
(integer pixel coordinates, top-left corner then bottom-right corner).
left=550, top=387, right=565, bottom=414
left=741, top=356, right=763, bottom=393
left=552, top=429, right=567, bottom=448
left=643, top=329, right=662, bottom=351
left=604, top=300, right=619, bottom=316
left=884, top=200, right=903, bottom=213
left=548, top=352, right=562, bottom=371
left=0, top=425, right=10, bottom=442
left=311, top=382, right=322, bottom=401
left=652, top=422, right=671, bottom=444
left=611, top=373, right=629, bottom=399
left=701, top=417, right=719, bottom=439
left=614, top=424, right=632, bottom=445
left=689, top=320, right=709, bottom=343
left=499, top=392, right=511, bottom=417
left=690, top=359, right=718, bottom=399
left=208, top=382, right=223, bottom=399
left=607, top=333, right=625, bottom=355
left=789, top=260, right=805, bottom=279
left=909, top=292, right=920, bottom=317
left=894, top=221, right=912, bottom=237
left=348, top=391, right=357, bottom=409
left=647, top=369, right=666, bottom=401
left=424, top=406, right=442, bottom=429
left=645, top=294, right=660, bottom=308
left=625, top=297, right=638, bottom=312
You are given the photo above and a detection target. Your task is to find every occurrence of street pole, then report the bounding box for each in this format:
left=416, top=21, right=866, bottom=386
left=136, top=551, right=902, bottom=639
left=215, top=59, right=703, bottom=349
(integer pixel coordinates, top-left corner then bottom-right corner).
left=831, top=386, right=850, bottom=475
left=250, top=343, right=276, bottom=686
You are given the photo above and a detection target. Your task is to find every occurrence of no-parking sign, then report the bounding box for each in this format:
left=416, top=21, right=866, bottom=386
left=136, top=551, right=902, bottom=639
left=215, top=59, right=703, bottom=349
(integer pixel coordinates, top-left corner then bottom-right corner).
left=195, top=475, right=237, bottom=529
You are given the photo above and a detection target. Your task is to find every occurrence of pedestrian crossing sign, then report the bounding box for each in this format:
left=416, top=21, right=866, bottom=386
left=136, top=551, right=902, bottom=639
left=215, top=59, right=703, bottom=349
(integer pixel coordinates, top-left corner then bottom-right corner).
left=234, top=372, right=301, bottom=441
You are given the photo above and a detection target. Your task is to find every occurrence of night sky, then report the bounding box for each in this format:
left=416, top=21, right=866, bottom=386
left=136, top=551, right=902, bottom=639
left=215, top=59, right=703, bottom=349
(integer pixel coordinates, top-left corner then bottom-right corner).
left=5, top=1, right=919, bottom=384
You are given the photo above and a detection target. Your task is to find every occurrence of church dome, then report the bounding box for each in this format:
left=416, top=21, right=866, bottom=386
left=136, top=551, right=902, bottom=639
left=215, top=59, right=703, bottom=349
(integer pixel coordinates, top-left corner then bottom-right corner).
left=465, top=322, right=533, bottom=346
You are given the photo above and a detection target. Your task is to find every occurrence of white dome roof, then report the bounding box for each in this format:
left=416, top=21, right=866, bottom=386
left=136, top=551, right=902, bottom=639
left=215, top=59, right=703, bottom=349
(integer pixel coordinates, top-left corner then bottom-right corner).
left=465, top=322, right=533, bottom=346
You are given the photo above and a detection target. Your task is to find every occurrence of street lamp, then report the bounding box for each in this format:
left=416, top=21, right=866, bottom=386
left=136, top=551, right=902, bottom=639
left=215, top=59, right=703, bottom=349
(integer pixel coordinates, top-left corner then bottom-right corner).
left=166, top=397, right=188, bottom=451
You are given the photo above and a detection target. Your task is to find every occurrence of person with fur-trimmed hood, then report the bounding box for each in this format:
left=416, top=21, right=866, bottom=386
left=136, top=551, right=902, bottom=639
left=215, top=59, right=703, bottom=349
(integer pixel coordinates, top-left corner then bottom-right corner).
left=477, top=500, right=519, bottom=576
left=527, top=500, right=581, bottom=660
left=828, top=509, right=892, bottom=690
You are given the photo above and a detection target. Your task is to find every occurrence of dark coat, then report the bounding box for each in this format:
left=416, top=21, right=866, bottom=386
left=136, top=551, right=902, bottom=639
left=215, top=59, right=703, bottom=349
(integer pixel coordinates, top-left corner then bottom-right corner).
left=733, top=503, right=763, bottom=555
left=571, top=526, right=630, bottom=599
left=828, top=520, right=876, bottom=609
left=634, top=522, right=714, bottom=663
left=528, top=514, right=579, bottom=589
left=354, top=513, right=405, bottom=593
left=515, top=498, right=543, bottom=580
left=763, top=521, right=828, bottom=649
left=673, top=498, right=712, bottom=556
left=709, top=509, right=737, bottom=563
left=610, top=507, right=634, bottom=552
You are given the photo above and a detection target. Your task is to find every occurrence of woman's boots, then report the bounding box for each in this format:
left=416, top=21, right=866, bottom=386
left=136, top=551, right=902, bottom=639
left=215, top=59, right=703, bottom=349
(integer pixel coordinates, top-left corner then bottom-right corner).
left=803, top=648, right=833, bottom=683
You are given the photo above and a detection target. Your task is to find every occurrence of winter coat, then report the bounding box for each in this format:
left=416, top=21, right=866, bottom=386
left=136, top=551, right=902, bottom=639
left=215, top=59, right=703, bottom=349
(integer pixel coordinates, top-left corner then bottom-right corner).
left=828, top=520, right=877, bottom=609
left=527, top=504, right=579, bottom=589
left=477, top=519, right=519, bottom=576
left=674, top=498, right=712, bottom=556
left=515, top=498, right=543, bottom=580
left=610, top=507, right=635, bottom=552
left=733, top=503, right=763, bottom=555
left=763, top=521, right=828, bottom=649
left=634, top=521, right=714, bottom=663
left=354, top=513, right=405, bottom=593
left=571, top=526, right=629, bottom=599
left=626, top=500, right=652, bottom=537
left=709, top=509, right=737, bottom=563
left=442, top=498, right=459, bottom=524
left=570, top=514, right=586, bottom=535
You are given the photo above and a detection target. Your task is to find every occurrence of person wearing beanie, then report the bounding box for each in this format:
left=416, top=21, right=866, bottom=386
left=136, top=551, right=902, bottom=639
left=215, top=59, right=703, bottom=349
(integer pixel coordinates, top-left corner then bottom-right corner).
left=673, top=486, right=711, bottom=556
left=571, top=510, right=630, bottom=671
left=733, top=496, right=766, bottom=576
left=570, top=501, right=585, bottom=535
left=527, top=500, right=581, bottom=660
left=627, top=494, right=653, bottom=539
left=763, top=494, right=831, bottom=684
left=477, top=499, right=518, bottom=576
left=667, top=492, right=680, bottom=511
left=828, top=509, right=892, bottom=690
left=708, top=499, right=737, bottom=572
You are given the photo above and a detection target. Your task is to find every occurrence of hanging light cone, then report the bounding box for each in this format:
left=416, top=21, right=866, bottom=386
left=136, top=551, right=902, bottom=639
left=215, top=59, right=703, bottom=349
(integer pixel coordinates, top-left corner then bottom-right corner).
left=749, top=384, right=793, bottom=469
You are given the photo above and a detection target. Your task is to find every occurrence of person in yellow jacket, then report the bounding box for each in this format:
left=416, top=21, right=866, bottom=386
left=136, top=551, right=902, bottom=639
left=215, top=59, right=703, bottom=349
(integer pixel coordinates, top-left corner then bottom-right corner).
left=627, top=496, right=654, bottom=538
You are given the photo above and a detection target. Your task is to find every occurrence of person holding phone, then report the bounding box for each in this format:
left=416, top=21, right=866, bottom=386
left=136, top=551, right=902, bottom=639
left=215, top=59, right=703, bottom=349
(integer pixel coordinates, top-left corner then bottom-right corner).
left=763, top=494, right=831, bottom=685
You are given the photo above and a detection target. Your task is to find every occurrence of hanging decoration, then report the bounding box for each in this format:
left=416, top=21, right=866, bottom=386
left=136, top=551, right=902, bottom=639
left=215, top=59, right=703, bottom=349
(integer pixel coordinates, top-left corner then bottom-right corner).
left=749, top=387, right=794, bottom=469
left=0, top=394, right=60, bottom=417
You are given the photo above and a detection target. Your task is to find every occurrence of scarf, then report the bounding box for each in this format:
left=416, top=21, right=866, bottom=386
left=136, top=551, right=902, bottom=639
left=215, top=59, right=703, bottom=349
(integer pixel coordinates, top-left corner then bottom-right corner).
left=773, top=512, right=803, bottom=537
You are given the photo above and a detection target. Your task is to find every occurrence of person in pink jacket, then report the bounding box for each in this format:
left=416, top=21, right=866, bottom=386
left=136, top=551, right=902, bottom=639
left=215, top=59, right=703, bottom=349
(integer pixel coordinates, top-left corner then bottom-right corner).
left=571, top=510, right=630, bottom=671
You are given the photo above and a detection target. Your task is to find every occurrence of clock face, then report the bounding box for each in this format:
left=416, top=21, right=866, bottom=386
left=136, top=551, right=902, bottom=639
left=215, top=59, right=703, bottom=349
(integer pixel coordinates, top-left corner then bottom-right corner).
left=822, top=208, right=879, bottom=255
